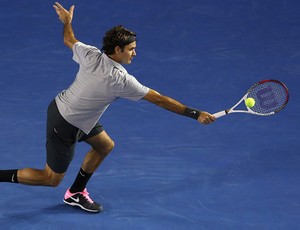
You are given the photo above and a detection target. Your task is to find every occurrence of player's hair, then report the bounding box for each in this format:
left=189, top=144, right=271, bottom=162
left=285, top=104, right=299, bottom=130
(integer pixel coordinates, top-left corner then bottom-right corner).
left=101, top=25, right=136, bottom=55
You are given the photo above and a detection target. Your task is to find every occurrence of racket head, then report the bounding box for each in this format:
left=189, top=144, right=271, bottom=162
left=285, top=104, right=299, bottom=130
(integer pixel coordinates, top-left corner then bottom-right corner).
left=246, top=79, right=289, bottom=115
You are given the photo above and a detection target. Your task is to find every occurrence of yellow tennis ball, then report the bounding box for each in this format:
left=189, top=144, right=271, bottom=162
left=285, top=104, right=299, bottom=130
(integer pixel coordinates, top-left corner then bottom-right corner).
left=245, top=97, right=256, bottom=108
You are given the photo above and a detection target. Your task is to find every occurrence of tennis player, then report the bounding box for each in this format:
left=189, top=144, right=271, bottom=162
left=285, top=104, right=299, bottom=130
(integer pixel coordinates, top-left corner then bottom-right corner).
left=0, top=2, right=215, bottom=213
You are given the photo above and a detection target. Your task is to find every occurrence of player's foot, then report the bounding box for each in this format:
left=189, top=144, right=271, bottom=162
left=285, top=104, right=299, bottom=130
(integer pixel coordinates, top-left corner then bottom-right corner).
left=63, top=188, right=103, bottom=213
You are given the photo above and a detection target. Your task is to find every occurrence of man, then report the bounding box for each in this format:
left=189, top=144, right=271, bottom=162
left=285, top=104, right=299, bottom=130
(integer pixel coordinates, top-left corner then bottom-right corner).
left=0, top=2, right=215, bottom=213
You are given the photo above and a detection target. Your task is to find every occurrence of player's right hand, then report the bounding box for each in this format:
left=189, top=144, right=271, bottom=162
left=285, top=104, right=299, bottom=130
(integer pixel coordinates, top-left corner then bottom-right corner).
left=197, top=111, right=215, bottom=125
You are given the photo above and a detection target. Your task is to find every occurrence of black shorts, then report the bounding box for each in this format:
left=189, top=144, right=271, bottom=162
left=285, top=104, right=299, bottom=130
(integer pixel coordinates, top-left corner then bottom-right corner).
left=46, top=100, right=104, bottom=174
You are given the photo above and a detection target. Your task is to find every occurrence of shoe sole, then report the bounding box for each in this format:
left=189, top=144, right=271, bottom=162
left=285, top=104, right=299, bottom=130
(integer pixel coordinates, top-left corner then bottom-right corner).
left=63, top=199, right=102, bottom=213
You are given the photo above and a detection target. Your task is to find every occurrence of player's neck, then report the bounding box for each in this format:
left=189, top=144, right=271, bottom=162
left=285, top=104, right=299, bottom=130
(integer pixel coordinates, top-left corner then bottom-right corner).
left=108, top=54, right=121, bottom=64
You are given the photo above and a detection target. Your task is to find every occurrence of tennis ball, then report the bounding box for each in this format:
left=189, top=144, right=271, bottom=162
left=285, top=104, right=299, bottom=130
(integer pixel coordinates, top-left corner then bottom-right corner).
left=245, top=97, right=256, bottom=108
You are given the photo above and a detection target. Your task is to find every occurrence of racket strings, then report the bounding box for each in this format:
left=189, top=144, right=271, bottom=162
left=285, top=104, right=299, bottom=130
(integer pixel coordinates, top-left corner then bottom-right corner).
left=248, top=81, right=288, bottom=114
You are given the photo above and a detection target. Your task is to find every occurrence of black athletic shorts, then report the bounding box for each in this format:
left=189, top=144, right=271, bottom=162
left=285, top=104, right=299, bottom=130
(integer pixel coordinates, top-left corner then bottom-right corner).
left=46, top=100, right=104, bottom=174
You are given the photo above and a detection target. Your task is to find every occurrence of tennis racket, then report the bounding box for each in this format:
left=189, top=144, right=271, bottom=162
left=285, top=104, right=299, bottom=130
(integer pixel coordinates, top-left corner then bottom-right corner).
left=213, top=79, right=289, bottom=118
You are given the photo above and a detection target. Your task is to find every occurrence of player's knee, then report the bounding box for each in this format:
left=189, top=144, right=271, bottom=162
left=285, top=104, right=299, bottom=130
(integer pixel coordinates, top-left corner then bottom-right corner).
left=103, top=139, right=115, bottom=155
left=106, top=139, right=115, bottom=153
left=94, top=139, right=115, bottom=156
left=47, top=175, right=63, bottom=187
left=44, top=170, right=64, bottom=187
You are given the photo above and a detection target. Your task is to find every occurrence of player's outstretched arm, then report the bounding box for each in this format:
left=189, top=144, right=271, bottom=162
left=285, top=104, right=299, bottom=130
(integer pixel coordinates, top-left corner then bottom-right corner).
left=143, top=89, right=215, bottom=125
left=53, top=2, right=78, bottom=49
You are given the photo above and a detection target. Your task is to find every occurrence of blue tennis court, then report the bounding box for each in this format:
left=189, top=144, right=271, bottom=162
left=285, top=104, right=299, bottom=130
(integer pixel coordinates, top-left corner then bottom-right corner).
left=0, top=0, right=299, bottom=229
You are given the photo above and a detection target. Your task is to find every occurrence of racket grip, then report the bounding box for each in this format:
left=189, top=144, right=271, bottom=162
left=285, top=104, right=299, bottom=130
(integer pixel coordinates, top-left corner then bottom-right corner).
left=213, top=110, right=227, bottom=119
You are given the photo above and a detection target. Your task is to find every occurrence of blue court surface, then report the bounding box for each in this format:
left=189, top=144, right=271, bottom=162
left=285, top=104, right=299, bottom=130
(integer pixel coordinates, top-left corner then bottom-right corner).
left=0, top=0, right=299, bottom=229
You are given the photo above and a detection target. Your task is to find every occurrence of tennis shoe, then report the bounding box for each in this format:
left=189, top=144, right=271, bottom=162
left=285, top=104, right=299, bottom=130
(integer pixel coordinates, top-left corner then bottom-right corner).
left=63, top=188, right=103, bottom=213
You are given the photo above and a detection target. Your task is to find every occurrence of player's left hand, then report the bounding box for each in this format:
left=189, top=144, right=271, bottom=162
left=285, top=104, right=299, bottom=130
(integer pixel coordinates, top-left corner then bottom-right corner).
left=53, top=2, right=74, bottom=25
left=197, top=111, right=215, bottom=125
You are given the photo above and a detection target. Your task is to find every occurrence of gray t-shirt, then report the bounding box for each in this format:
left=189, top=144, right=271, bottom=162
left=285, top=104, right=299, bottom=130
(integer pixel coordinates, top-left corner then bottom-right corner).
left=55, top=42, right=149, bottom=134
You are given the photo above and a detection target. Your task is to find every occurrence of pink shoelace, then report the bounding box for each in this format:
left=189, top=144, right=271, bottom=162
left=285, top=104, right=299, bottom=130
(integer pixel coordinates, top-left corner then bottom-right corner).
left=65, top=188, right=94, bottom=203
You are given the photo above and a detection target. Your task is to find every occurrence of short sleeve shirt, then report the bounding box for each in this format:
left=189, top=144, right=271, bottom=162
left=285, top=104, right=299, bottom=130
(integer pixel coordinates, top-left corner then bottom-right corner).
left=55, top=42, right=149, bottom=134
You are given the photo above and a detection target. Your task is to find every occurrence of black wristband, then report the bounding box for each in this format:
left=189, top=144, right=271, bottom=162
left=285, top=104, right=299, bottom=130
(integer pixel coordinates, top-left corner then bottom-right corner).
left=184, top=107, right=201, bottom=120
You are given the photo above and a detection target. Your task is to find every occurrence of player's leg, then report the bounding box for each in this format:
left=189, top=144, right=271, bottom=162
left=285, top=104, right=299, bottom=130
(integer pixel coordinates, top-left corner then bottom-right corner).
left=0, top=100, right=73, bottom=187
left=16, top=164, right=65, bottom=186
left=64, top=124, right=114, bottom=213
left=0, top=164, right=65, bottom=186
left=81, top=130, right=114, bottom=173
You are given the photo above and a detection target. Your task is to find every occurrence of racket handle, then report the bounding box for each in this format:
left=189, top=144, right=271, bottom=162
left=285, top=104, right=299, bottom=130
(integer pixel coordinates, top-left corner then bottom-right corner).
left=213, top=110, right=227, bottom=119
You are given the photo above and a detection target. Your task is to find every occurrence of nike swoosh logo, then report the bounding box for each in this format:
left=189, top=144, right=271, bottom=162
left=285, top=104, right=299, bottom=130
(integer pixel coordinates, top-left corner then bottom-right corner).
left=70, top=196, right=80, bottom=203
left=11, top=174, right=15, bottom=183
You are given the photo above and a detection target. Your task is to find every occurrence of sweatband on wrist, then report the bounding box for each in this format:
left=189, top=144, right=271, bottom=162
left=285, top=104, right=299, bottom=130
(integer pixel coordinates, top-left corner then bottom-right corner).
left=184, top=107, right=201, bottom=120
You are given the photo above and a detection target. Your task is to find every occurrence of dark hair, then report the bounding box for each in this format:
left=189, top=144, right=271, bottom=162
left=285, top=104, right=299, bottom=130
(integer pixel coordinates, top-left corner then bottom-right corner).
left=101, top=25, right=136, bottom=55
